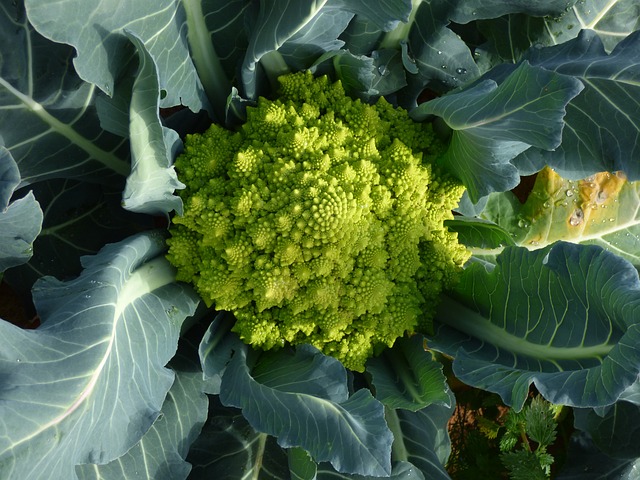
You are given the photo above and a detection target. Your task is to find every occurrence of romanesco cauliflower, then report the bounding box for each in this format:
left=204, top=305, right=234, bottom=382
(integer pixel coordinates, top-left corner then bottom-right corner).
left=167, top=72, right=470, bottom=371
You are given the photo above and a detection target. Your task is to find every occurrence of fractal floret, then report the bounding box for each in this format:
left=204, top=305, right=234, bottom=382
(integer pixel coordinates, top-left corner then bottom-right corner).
left=167, top=72, right=470, bottom=371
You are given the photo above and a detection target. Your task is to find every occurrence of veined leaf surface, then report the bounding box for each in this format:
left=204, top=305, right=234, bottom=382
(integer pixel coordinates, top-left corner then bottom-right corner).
left=24, top=0, right=211, bottom=114
left=0, top=232, right=200, bottom=479
left=0, top=148, right=42, bottom=272
left=475, top=1, right=639, bottom=70
left=120, top=32, right=184, bottom=216
left=366, top=334, right=452, bottom=411
left=429, top=242, right=640, bottom=411
left=413, top=61, right=583, bottom=201
left=482, top=167, right=640, bottom=268
left=75, top=338, right=208, bottom=480
left=0, top=1, right=130, bottom=186
left=186, top=397, right=291, bottom=479
left=515, top=29, right=640, bottom=180
left=220, top=344, right=393, bottom=477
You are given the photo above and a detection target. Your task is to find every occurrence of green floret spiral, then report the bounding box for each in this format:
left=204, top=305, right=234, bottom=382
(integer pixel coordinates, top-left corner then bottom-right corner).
left=167, top=71, right=470, bottom=371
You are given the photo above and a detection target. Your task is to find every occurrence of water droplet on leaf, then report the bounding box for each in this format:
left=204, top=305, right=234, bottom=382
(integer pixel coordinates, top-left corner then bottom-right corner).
left=569, top=208, right=584, bottom=226
left=596, top=191, right=607, bottom=203
left=455, top=67, right=467, bottom=75
left=377, top=65, right=389, bottom=76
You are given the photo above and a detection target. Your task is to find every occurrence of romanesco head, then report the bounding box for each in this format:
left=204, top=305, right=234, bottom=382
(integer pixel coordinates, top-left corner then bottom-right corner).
left=167, top=71, right=470, bottom=371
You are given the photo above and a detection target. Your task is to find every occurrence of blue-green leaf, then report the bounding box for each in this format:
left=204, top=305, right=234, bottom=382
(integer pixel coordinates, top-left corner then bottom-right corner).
left=429, top=242, right=640, bottom=411
left=120, top=32, right=184, bottom=216
left=2, top=180, right=156, bottom=307
left=240, top=0, right=411, bottom=99
left=289, top=448, right=318, bottom=480
left=404, top=1, right=480, bottom=96
left=515, top=29, right=640, bottom=181
left=278, top=9, right=353, bottom=71
left=0, top=1, right=130, bottom=186
left=198, top=311, right=240, bottom=395
left=3, top=179, right=153, bottom=298
left=220, top=344, right=393, bottom=477
left=0, top=148, right=42, bottom=273
left=443, top=0, right=580, bottom=24
left=0, top=192, right=42, bottom=273
left=0, top=232, right=201, bottom=479
left=541, top=0, right=640, bottom=53
left=557, top=431, right=640, bottom=479
left=367, top=335, right=451, bottom=411
left=413, top=61, right=584, bottom=201
left=474, top=3, right=639, bottom=78
left=186, top=397, right=290, bottom=479
left=0, top=148, right=20, bottom=209
left=383, top=392, right=455, bottom=480
left=573, top=401, right=640, bottom=460
left=24, top=0, right=211, bottom=113
left=75, top=338, right=208, bottom=480
left=242, top=1, right=340, bottom=99
left=446, top=217, right=517, bottom=250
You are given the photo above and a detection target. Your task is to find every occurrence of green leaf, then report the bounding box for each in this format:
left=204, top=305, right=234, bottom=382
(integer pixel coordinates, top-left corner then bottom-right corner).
left=219, top=344, right=393, bottom=477
left=428, top=242, right=640, bottom=411
left=446, top=217, right=517, bottom=251
left=2, top=179, right=153, bottom=298
left=542, top=0, right=640, bottom=52
left=186, top=397, right=290, bottom=479
left=366, top=335, right=451, bottom=411
left=557, top=431, right=640, bottom=479
left=0, top=191, right=42, bottom=273
left=482, top=168, right=640, bottom=268
left=404, top=2, right=480, bottom=96
left=75, top=337, right=208, bottom=480
left=501, top=450, right=548, bottom=480
left=289, top=448, right=318, bottom=480
left=0, top=232, right=201, bottom=479
left=515, top=30, right=640, bottom=180
left=278, top=9, right=353, bottom=72
left=387, top=395, right=455, bottom=479
left=0, top=1, right=130, bottom=185
left=198, top=311, right=240, bottom=395
left=413, top=61, right=583, bottom=201
left=443, top=0, right=580, bottom=24
left=525, top=397, right=558, bottom=447
left=241, top=1, right=346, bottom=99
left=0, top=148, right=42, bottom=273
left=475, top=3, right=640, bottom=81
left=120, top=32, right=184, bottom=216
left=573, top=401, right=640, bottom=460
left=240, top=0, right=411, bottom=99
left=24, top=0, right=211, bottom=113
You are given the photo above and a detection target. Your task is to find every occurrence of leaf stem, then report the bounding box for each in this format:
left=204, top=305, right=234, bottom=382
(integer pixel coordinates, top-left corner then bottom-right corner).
left=252, top=433, right=268, bottom=480
left=378, top=0, right=422, bottom=49
left=0, top=78, right=130, bottom=178
left=385, top=406, right=408, bottom=463
left=182, top=0, right=231, bottom=120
